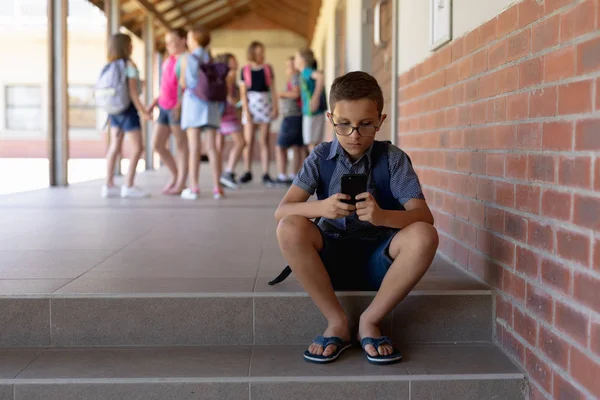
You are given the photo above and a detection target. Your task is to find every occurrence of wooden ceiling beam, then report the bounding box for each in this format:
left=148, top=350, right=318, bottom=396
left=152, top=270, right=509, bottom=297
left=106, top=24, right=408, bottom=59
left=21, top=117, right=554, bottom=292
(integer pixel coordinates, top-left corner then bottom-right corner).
left=185, top=0, right=238, bottom=26
left=276, top=0, right=309, bottom=15
left=130, top=0, right=173, bottom=30
left=122, top=8, right=145, bottom=24
left=251, top=2, right=307, bottom=38
left=167, top=0, right=223, bottom=23
left=161, top=0, right=201, bottom=15
left=204, top=4, right=249, bottom=30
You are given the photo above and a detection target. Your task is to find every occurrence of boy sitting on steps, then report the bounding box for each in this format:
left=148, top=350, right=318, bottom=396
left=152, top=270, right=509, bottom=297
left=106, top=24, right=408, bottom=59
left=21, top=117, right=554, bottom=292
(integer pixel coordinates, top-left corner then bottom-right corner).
left=274, top=71, right=439, bottom=365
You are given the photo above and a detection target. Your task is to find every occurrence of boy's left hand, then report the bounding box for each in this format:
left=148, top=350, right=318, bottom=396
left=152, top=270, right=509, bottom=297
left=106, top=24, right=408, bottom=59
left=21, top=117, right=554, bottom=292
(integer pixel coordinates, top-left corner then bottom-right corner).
left=355, top=192, right=384, bottom=226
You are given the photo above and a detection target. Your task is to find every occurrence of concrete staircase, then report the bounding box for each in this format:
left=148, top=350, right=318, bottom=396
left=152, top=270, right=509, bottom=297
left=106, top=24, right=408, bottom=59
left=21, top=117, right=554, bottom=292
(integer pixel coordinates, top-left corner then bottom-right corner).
left=0, top=261, right=527, bottom=400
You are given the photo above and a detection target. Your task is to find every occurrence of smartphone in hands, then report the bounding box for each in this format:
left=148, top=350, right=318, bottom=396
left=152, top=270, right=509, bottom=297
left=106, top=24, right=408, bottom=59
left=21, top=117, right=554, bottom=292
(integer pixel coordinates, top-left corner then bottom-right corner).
left=341, top=174, right=368, bottom=205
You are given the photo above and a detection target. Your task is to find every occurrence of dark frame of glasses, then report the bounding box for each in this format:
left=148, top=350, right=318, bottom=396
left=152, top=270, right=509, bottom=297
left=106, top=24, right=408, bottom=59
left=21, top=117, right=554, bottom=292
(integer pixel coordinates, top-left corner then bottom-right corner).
left=329, top=116, right=380, bottom=137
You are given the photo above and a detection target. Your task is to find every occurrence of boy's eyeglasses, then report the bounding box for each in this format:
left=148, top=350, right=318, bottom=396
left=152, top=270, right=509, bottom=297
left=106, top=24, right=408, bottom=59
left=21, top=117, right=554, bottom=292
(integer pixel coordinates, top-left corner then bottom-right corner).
left=329, top=115, right=380, bottom=137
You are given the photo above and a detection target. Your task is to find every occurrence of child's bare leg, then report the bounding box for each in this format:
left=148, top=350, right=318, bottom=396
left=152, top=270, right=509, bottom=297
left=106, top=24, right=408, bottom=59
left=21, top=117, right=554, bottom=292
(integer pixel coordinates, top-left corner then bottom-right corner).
left=205, top=128, right=222, bottom=189
left=359, top=222, right=438, bottom=357
left=227, top=132, right=245, bottom=172
left=105, top=128, right=124, bottom=186
left=187, top=128, right=202, bottom=190
left=125, top=129, right=144, bottom=187
left=291, top=146, right=303, bottom=175
left=276, top=146, right=287, bottom=177
left=258, top=123, right=271, bottom=174
left=242, top=123, right=254, bottom=172
left=152, top=124, right=177, bottom=189
left=171, top=126, right=188, bottom=193
left=277, top=215, right=350, bottom=357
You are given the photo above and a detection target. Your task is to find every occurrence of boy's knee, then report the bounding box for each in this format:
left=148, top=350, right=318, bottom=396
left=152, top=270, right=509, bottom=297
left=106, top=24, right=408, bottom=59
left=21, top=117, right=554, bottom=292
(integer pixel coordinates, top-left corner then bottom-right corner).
left=409, top=222, right=439, bottom=252
left=277, top=215, right=312, bottom=247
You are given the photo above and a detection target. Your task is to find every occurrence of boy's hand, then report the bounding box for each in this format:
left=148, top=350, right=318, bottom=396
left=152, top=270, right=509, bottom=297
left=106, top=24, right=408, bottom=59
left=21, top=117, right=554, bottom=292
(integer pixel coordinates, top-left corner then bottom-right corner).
left=321, top=193, right=356, bottom=219
left=356, top=192, right=384, bottom=226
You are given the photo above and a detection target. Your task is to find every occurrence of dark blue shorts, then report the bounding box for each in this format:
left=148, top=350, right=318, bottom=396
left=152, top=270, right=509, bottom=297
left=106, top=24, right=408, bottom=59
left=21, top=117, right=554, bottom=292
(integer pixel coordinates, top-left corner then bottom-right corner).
left=109, top=104, right=140, bottom=132
left=157, top=106, right=180, bottom=126
left=278, top=115, right=303, bottom=148
left=318, top=228, right=398, bottom=291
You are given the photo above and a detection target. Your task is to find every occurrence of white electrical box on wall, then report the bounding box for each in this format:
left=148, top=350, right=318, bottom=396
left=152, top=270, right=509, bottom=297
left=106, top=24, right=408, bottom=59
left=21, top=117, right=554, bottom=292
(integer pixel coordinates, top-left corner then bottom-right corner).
left=430, top=0, right=452, bottom=50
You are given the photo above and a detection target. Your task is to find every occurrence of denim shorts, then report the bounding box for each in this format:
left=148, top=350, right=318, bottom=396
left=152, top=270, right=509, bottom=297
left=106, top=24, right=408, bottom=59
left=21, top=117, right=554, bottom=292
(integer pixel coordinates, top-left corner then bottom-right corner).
left=318, top=227, right=398, bottom=291
left=109, top=104, right=140, bottom=132
left=278, top=115, right=303, bottom=148
left=157, top=106, right=180, bottom=126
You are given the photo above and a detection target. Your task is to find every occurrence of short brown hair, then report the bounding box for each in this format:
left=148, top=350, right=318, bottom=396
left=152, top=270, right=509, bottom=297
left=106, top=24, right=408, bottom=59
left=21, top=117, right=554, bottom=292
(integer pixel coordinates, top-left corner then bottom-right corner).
left=297, top=48, right=315, bottom=68
left=215, top=52, right=235, bottom=65
left=329, top=71, right=384, bottom=114
left=191, top=25, right=210, bottom=47
left=107, top=33, right=132, bottom=62
left=247, top=41, right=264, bottom=62
left=170, top=27, right=187, bottom=39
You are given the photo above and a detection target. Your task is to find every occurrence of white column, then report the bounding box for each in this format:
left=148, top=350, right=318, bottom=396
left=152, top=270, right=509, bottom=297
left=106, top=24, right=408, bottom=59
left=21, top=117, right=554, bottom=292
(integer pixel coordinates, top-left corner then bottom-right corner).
left=105, top=0, right=121, bottom=175
left=143, top=15, right=155, bottom=170
left=47, top=0, right=69, bottom=186
left=345, top=0, right=373, bottom=72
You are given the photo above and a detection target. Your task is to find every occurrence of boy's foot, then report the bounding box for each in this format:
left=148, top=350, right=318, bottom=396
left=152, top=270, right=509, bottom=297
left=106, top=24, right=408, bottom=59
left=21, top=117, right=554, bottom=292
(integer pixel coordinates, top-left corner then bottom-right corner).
left=239, top=171, right=253, bottom=184
left=121, top=186, right=150, bottom=199
left=262, top=173, right=275, bottom=187
left=181, top=188, right=200, bottom=200
left=358, top=320, right=402, bottom=365
left=101, top=185, right=120, bottom=198
left=220, top=172, right=238, bottom=190
left=306, top=322, right=351, bottom=359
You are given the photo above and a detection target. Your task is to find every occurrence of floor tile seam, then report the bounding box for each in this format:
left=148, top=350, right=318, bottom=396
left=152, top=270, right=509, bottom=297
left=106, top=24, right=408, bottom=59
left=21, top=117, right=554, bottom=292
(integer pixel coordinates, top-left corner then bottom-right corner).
left=11, top=348, right=49, bottom=380
left=0, top=373, right=526, bottom=385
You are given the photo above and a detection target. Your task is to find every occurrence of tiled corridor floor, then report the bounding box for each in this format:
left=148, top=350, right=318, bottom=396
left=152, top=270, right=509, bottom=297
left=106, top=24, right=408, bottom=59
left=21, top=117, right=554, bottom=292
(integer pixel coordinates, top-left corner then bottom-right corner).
left=0, top=168, right=486, bottom=294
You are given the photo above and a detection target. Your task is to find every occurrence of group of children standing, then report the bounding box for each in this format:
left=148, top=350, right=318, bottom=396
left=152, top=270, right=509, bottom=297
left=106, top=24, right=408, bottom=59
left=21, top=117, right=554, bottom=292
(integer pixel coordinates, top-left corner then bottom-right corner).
left=99, top=25, right=326, bottom=200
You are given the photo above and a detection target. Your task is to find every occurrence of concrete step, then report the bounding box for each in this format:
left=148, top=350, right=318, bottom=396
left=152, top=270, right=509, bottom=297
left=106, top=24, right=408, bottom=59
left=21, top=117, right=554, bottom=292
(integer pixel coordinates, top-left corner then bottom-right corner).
left=0, top=288, right=492, bottom=348
left=0, top=344, right=526, bottom=400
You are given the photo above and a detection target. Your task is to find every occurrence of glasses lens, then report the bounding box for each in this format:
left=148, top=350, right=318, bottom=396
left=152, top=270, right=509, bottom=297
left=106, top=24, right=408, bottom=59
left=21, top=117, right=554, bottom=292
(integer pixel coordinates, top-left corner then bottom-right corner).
left=335, top=124, right=353, bottom=136
left=358, top=125, right=377, bottom=137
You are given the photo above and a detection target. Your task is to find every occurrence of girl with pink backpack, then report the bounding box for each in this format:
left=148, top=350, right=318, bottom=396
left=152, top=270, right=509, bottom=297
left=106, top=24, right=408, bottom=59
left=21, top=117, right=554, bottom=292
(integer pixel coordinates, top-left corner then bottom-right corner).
left=239, top=41, right=279, bottom=187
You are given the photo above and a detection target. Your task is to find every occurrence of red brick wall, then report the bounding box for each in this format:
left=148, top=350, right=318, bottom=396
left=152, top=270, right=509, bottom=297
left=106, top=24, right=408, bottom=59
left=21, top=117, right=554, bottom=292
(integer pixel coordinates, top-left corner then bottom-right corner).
left=397, top=0, right=600, bottom=398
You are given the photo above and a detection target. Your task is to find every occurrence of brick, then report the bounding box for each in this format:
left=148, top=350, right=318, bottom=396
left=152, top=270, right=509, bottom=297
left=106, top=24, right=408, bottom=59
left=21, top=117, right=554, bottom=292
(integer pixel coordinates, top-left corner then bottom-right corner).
left=577, top=37, right=600, bottom=74
left=457, top=106, right=471, bottom=126
left=514, top=307, right=537, bottom=345
left=488, top=40, right=508, bottom=69
left=530, top=86, right=558, bottom=118
left=455, top=197, right=470, bottom=220
left=532, top=15, right=560, bottom=53
left=541, top=258, right=572, bottom=295
left=544, top=46, right=576, bottom=82
left=485, top=206, right=505, bottom=233
left=574, top=194, right=600, bottom=230
left=462, top=221, right=478, bottom=247
left=469, top=200, right=485, bottom=226
left=541, top=189, right=570, bottom=221
left=592, top=321, right=600, bottom=356
left=464, top=29, right=481, bottom=54
left=478, top=126, right=496, bottom=150
left=517, top=123, right=542, bottom=150
left=465, top=79, right=479, bottom=101
left=479, top=74, right=497, bottom=99
left=494, top=179, right=516, bottom=208
left=494, top=125, right=517, bottom=149
left=557, top=229, right=591, bottom=266
left=519, top=0, right=545, bottom=28
left=497, top=6, right=519, bottom=39
left=553, top=372, right=586, bottom=400
left=505, top=212, right=527, bottom=241
left=519, top=57, right=544, bottom=88
left=538, top=325, right=569, bottom=369
left=528, top=384, right=550, bottom=400
left=501, top=325, right=525, bottom=365
left=528, top=154, right=556, bottom=183
left=559, top=156, right=592, bottom=189
left=451, top=84, right=465, bottom=105
left=477, top=229, right=494, bottom=254
left=575, top=119, right=600, bottom=151
left=496, top=65, right=519, bottom=95
left=528, top=219, right=555, bottom=252
left=555, top=301, right=589, bottom=347
left=526, top=284, right=553, bottom=323
left=496, top=295, right=513, bottom=324
left=571, top=346, right=600, bottom=396
left=494, top=235, right=515, bottom=266
left=464, top=128, right=479, bottom=149
left=485, top=152, right=504, bottom=176
left=596, top=79, right=600, bottom=111
left=526, top=348, right=552, bottom=393
left=470, top=102, right=487, bottom=125
left=575, top=271, right=600, bottom=311
left=508, top=29, right=531, bottom=61
left=545, top=0, right=576, bottom=14
left=477, top=177, right=495, bottom=202
left=595, top=237, right=600, bottom=272
left=542, top=121, right=573, bottom=151
left=487, top=98, right=506, bottom=122
left=479, top=18, right=498, bottom=46
left=471, top=48, right=488, bottom=75
left=456, top=152, right=471, bottom=172
left=558, top=80, right=593, bottom=115
left=457, top=57, right=471, bottom=81
left=505, top=154, right=528, bottom=180
left=516, top=245, right=540, bottom=279
left=507, top=92, right=529, bottom=121
left=446, top=108, right=459, bottom=127
left=451, top=37, right=465, bottom=62
left=455, top=242, right=470, bottom=266
left=560, top=0, right=597, bottom=43
left=516, top=184, right=540, bottom=214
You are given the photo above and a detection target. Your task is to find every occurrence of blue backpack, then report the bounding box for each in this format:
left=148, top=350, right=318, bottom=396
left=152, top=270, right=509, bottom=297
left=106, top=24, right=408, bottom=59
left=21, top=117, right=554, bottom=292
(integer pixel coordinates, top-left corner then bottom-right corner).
left=269, top=140, right=412, bottom=285
left=94, top=59, right=131, bottom=115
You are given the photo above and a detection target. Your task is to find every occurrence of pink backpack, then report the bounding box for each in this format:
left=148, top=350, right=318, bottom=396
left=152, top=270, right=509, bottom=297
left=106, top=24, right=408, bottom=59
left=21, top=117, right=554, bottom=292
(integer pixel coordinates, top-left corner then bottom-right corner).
left=242, top=64, right=273, bottom=88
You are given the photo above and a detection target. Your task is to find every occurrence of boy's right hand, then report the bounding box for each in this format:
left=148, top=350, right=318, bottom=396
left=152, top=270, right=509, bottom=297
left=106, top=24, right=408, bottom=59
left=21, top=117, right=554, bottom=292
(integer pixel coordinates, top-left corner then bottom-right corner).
left=320, top=193, right=356, bottom=219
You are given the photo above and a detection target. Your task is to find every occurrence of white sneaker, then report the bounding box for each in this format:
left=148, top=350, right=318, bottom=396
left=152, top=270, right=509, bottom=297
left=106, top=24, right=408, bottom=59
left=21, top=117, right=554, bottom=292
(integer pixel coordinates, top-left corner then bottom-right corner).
left=121, top=185, right=150, bottom=199
left=181, top=188, right=199, bottom=200
left=101, top=185, right=120, bottom=198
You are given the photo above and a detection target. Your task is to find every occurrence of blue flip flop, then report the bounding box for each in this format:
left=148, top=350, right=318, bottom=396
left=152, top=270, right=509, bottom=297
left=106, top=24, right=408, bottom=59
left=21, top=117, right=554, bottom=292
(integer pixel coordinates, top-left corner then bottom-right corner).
left=360, top=336, right=403, bottom=365
left=303, top=336, right=352, bottom=364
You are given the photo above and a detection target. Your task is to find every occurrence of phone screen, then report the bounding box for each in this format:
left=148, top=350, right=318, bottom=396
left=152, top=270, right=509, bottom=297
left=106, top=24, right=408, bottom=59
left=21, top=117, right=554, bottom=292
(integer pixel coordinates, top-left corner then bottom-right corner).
left=341, top=174, right=368, bottom=205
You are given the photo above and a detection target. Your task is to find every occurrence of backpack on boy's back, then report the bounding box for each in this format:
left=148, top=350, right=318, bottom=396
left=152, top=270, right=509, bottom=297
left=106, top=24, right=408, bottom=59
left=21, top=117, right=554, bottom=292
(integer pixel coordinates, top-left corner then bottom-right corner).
left=179, top=52, right=230, bottom=102
left=94, top=59, right=130, bottom=115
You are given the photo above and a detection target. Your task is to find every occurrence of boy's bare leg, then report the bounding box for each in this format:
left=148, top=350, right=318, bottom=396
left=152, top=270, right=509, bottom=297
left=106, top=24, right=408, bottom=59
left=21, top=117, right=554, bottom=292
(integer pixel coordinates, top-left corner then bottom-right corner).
left=277, top=215, right=350, bottom=357
left=359, top=222, right=439, bottom=357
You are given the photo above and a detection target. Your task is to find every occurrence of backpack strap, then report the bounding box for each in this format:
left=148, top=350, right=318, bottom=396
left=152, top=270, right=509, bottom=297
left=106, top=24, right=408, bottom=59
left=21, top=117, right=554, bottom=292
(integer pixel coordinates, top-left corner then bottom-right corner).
left=371, top=141, right=405, bottom=211
left=316, top=142, right=336, bottom=200
left=243, top=64, right=252, bottom=88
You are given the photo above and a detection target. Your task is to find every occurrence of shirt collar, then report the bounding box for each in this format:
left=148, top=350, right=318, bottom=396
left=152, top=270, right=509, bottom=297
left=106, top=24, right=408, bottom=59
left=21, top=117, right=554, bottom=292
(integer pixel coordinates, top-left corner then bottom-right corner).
left=326, top=138, right=375, bottom=165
